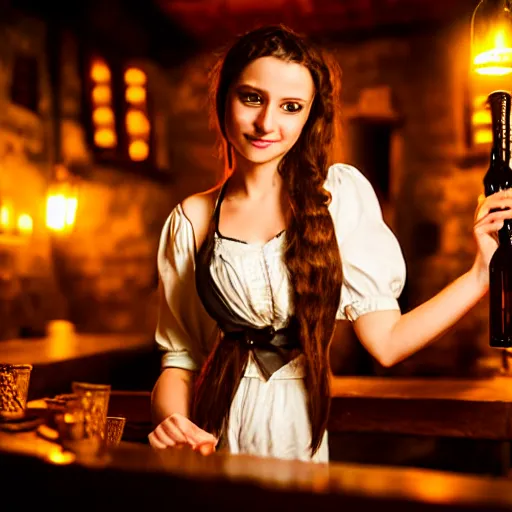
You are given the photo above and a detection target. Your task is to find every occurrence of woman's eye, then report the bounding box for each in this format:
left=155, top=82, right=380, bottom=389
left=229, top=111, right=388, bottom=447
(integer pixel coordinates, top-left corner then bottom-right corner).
left=282, top=102, right=302, bottom=113
left=240, top=93, right=262, bottom=105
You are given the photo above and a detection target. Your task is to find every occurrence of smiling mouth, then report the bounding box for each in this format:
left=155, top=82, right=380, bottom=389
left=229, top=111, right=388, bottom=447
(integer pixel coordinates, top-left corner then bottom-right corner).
left=244, top=135, right=281, bottom=147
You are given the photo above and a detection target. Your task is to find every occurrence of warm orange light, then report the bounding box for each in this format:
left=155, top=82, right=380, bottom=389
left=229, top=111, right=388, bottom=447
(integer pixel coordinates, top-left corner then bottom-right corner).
left=92, top=85, right=112, bottom=104
left=126, top=110, right=150, bottom=135
left=124, top=67, right=146, bottom=86
left=46, top=195, right=67, bottom=231
left=17, top=214, right=33, bottom=235
left=473, top=95, right=488, bottom=109
left=472, top=109, right=492, bottom=125
left=472, top=0, right=512, bottom=77
left=92, top=107, right=114, bottom=126
left=126, top=85, right=147, bottom=104
left=46, top=194, right=78, bottom=232
left=475, top=128, right=493, bottom=144
left=90, top=61, right=111, bottom=83
left=46, top=166, right=79, bottom=233
left=474, top=28, right=512, bottom=75
left=0, top=203, right=12, bottom=230
left=94, top=128, right=117, bottom=148
left=45, top=447, right=76, bottom=465
left=474, top=56, right=512, bottom=75
left=65, top=197, right=77, bottom=227
left=128, top=140, right=149, bottom=161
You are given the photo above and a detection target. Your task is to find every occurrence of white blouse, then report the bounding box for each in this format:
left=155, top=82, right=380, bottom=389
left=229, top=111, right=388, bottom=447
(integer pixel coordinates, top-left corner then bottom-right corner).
left=155, top=163, right=406, bottom=375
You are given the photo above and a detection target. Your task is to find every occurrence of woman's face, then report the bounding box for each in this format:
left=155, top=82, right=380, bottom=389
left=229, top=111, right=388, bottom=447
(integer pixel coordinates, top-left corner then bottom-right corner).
left=224, top=56, right=315, bottom=168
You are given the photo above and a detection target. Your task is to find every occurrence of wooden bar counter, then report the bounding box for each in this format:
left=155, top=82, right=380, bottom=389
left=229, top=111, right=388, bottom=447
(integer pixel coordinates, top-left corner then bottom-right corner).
left=0, top=329, right=158, bottom=399
left=328, top=375, right=512, bottom=475
left=106, top=376, right=512, bottom=442
left=3, top=327, right=512, bottom=445
left=2, top=426, right=512, bottom=511
left=330, top=375, right=512, bottom=440
left=4, top=330, right=512, bottom=478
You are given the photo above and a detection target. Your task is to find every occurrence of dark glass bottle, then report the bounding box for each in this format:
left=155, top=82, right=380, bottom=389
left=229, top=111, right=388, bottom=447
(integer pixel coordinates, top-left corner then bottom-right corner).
left=489, top=225, right=512, bottom=348
left=484, top=90, right=512, bottom=196
left=486, top=90, right=512, bottom=347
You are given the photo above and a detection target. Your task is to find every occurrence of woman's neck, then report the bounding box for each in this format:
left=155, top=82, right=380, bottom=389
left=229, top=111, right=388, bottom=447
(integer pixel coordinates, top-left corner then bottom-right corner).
left=229, top=160, right=283, bottom=201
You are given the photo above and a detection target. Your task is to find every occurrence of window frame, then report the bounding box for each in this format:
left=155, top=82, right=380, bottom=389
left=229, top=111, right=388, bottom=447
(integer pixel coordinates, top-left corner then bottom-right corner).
left=81, top=51, right=155, bottom=170
left=10, top=53, right=40, bottom=114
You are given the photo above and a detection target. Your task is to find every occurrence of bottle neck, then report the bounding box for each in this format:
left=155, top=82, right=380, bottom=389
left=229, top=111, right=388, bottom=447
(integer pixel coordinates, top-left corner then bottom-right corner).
left=489, top=91, right=512, bottom=165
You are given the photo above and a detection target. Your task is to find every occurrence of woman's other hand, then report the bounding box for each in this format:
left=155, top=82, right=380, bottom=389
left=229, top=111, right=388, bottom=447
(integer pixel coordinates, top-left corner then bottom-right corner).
left=148, top=412, right=218, bottom=455
left=473, top=189, right=512, bottom=284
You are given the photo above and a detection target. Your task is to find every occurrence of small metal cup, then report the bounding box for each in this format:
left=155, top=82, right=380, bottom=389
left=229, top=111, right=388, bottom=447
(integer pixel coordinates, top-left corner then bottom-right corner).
left=104, top=416, right=126, bottom=447
left=71, top=382, right=111, bottom=441
left=0, top=363, right=32, bottom=419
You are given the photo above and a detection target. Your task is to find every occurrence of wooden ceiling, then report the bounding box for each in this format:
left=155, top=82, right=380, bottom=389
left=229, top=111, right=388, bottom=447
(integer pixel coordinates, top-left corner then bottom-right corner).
left=155, top=0, right=474, bottom=43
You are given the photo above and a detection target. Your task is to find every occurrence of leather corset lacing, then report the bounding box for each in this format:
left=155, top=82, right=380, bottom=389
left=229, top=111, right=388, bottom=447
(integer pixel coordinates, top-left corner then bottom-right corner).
left=194, top=182, right=300, bottom=381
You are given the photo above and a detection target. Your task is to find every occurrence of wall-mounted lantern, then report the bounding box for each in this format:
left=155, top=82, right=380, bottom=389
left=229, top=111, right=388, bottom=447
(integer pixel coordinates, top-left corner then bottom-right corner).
left=0, top=200, right=33, bottom=238
left=17, top=214, right=33, bottom=236
left=0, top=200, right=13, bottom=233
left=468, top=1, right=512, bottom=149
left=45, top=165, right=78, bottom=233
left=471, top=0, right=512, bottom=76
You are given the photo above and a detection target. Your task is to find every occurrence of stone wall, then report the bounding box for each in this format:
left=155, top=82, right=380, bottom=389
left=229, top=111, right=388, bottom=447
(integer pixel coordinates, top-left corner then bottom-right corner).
left=0, top=9, right=222, bottom=339
left=50, top=28, right=224, bottom=334
left=0, top=13, right=59, bottom=339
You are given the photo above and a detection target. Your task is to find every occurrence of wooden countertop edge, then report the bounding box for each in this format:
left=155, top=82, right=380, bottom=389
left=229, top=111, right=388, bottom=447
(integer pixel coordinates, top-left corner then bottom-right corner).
left=2, top=432, right=512, bottom=509
left=0, top=332, right=154, bottom=365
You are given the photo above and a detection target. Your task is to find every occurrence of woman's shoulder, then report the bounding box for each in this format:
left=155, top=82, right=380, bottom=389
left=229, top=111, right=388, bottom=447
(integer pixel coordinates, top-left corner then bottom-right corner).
left=325, top=163, right=374, bottom=193
left=324, top=163, right=384, bottom=234
left=180, top=184, right=223, bottom=249
left=181, top=187, right=219, bottom=223
left=159, top=184, right=224, bottom=265
left=325, top=163, right=380, bottom=207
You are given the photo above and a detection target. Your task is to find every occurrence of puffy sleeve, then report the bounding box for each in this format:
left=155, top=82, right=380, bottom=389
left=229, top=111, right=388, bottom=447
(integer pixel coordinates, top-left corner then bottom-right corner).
left=325, top=164, right=407, bottom=322
left=155, top=204, right=217, bottom=371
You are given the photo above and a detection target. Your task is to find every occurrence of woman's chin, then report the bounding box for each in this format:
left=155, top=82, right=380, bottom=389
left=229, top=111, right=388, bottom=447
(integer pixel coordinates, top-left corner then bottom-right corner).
left=236, top=148, right=284, bottom=166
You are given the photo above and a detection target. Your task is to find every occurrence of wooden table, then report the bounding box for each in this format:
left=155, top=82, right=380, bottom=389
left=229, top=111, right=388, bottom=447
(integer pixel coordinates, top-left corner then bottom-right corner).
left=98, top=375, right=512, bottom=440
left=9, top=332, right=512, bottom=477
left=3, top=427, right=512, bottom=511
left=0, top=331, right=157, bottom=399
left=0, top=331, right=152, bottom=366
left=329, top=375, right=512, bottom=475
left=56, top=375, right=512, bottom=473
left=31, top=375, right=512, bottom=461
left=329, top=375, right=512, bottom=440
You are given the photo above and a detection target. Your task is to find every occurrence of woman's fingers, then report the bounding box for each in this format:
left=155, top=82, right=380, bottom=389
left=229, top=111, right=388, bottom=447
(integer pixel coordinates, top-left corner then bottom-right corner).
left=148, top=425, right=176, bottom=449
left=474, top=208, right=512, bottom=247
left=476, top=220, right=504, bottom=236
left=475, top=208, right=511, bottom=228
left=148, top=432, right=166, bottom=449
left=161, top=416, right=189, bottom=445
left=170, top=413, right=218, bottom=448
left=476, top=190, right=512, bottom=221
left=148, top=413, right=217, bottom=455
left=197, top=442, right=216, bottom=455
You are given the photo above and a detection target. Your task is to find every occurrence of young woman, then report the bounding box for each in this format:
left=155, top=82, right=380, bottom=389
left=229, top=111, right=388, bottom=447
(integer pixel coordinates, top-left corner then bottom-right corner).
left=149, top=25, right=512, bottom=463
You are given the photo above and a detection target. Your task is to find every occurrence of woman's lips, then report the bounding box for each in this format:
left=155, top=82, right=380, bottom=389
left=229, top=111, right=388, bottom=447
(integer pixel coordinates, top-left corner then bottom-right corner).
left=245, top=136, right=280, bottom=149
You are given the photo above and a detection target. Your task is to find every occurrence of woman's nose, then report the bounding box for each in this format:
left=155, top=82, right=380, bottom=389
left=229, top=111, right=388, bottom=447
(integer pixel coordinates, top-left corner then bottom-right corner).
left=254, top=105, right=274, bottom=134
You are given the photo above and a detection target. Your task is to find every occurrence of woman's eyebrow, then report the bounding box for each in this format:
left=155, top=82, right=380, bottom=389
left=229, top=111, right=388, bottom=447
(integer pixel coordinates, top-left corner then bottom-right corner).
left=236, top=84, right=308, bottom=103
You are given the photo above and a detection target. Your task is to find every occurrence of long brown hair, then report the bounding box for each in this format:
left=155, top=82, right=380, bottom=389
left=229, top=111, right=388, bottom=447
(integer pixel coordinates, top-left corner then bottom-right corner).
left=193, top=25, right=343, bottom=455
